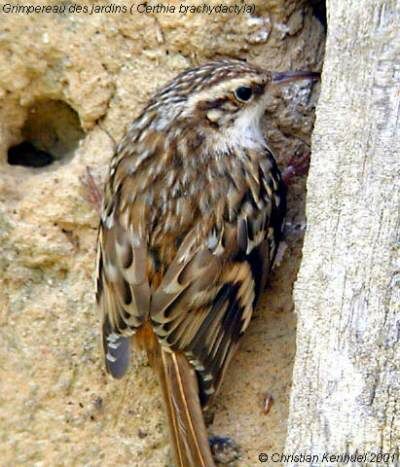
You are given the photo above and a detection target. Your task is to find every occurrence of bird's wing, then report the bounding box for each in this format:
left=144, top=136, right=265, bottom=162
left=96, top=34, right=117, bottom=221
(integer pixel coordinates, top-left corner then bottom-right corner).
left=96, top=186, right=151, bottom=378
left=96, top=119, right=174, bottom=379
left=151, top=151, right=285, bottom=405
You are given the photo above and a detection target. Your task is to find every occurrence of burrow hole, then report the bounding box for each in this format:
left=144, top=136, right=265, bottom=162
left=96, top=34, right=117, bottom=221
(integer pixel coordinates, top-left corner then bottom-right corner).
left=7, top=99, right=84, bottom=168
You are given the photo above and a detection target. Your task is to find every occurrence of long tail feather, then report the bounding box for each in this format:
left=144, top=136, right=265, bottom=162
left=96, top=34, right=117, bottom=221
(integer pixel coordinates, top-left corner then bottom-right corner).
left=157, top=348, right=215, bottom=467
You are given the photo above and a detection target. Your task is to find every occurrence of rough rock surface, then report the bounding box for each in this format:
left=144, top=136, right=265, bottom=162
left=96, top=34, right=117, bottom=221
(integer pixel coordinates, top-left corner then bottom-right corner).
left=0, top=1, right=324, bottom=465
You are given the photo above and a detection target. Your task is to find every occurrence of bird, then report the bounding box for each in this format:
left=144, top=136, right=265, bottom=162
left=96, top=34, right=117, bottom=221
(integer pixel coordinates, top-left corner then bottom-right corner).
left=95, top=59, right=319, bottom=467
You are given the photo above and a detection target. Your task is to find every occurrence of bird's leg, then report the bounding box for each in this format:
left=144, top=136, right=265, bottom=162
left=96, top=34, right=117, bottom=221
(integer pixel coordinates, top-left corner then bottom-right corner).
left=80, top=166, right=103, bottom=214
left=281, top=151, right=310, bottom=186
left=276, top=151, right=310, bottom=267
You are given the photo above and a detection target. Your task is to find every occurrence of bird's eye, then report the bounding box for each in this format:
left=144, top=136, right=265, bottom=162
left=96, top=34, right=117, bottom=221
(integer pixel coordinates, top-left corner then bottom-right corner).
left=234, top=86, right=253, bottom=102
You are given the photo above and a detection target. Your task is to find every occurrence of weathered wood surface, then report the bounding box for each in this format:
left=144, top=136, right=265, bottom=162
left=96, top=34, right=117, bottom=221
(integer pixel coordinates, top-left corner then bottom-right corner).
left=285, top=0, right=400, bottom=464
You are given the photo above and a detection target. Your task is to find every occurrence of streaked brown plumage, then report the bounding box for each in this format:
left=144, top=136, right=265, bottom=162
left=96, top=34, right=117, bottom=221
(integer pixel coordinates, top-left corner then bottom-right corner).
left=96, top=59, right=318, bottom=466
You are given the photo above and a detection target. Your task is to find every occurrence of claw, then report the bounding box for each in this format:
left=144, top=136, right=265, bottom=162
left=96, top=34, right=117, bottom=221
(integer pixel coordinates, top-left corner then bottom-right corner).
left=282, top=151, right=311, bottom=185
left=80, top=166, right=103, bottom=214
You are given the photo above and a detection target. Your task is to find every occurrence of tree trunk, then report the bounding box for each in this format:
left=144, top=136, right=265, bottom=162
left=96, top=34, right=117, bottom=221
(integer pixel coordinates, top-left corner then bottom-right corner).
left=285, top=0, right=400, bottom=463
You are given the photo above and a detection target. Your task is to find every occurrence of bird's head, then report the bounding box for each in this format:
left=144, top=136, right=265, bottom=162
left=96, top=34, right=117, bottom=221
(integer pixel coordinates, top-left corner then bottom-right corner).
left=144, top=59, right=319, bottom=153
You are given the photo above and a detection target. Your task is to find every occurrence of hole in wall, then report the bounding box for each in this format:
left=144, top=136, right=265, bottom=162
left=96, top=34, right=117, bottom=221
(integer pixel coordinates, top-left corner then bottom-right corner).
left=8, top=142, right=54, bottom=168
left=7, top=99, right=84, bottom=168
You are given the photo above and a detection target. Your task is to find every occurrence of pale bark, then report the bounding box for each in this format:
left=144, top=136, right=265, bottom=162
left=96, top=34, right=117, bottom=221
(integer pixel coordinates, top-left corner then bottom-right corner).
left=285, top=0, right=400, bottom=463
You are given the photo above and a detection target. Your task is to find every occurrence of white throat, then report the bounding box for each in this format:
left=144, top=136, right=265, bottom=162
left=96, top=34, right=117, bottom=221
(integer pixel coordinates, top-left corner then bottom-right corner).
left=206, top=102, right=266, bottom=156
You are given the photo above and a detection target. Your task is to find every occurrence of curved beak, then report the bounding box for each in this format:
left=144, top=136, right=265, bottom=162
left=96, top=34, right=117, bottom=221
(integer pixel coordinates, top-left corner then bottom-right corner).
left=271, top=70, right=320, bottom=85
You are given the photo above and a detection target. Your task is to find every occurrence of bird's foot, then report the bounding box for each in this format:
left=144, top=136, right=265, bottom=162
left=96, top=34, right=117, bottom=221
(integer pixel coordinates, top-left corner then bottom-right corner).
left=80, top=166, right=103, bottom=214
left=281, top=151, right=310, bottom=186
left=272, top=240, right=288, bottom=269
left=209, top=435, right=240, bottom=465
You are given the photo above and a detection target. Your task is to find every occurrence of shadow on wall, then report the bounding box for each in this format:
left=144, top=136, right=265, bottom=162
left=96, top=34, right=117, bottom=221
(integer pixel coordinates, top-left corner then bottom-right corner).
left=7, top=99, right=84, bottom=168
